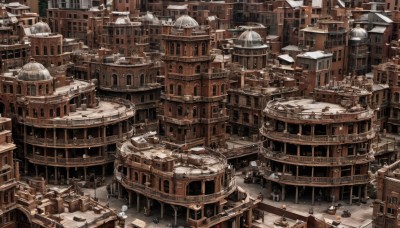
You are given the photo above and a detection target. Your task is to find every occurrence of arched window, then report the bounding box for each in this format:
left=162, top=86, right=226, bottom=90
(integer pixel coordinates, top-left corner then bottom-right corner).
left=35, top=46, right=39, bottom=55
left=169, top=84, right=174, bottom=94
left=177, top=85, right=182, bottom=96
left=178, top=106, right=183, bottom=116
left=176, top=43, right=180, bottom=55
left=221, top=84, right=225, bottom=94
left=126, top=75, right=132, bottom=85
left=112, top=74, right=118, bottom=86
left=194, top=86, right=198, bottom=96
left=212, top=84, right=217, bottom=96
left=193, top=43, right=198, bottom=56
left=17, top=85, right=21, bottom=94
left=395, top=93, right=399, bottom=102
left=193, top=107, right=197, bottom=117
left=44, top=46, right=47, bottom=55
left=202, top=43, right=206, bottom=55
left=169, top=43, right=174, bottom=55
left=195, top=65, right=200, bottom=74
left=178, top=65, right=183, bottom=74
left=140, top=74, right=145, bottom=86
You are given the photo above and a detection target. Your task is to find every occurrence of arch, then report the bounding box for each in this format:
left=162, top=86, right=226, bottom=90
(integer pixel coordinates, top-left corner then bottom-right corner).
left=140, top=74, right=145, bottom=86
left=169, top=43, right=174, bottom=55
left=112, top=74, right=118, bottom=86
left=187, top=181, right=202, bottom=196
left=194, top=85, right=198, bottom=96
left=15, top=207, right=32, bottom=225
left=178, top=65, right=183, bottom=74
left=126, top=75, right=132, bottom=86
left=176, top=43, right=181, bottom=55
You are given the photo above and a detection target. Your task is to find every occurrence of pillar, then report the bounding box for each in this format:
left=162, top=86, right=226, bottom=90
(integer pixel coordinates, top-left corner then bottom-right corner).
left=349, top=186, right=353, bottom=205
left=66, top=167, right=70, bottom=185
left=312, top=187, right=315, bottom=205
left=282, top=185, right=285, bottom=201
left=102, top=165, right=106, bottom=177
left=137, top=194, right=140, bottom=212
left=45, top=166, right=48, bottom=183
left=54, top=167, right=58, bottom=185
left=247, top=208, right=252, bottom=227
left=83, top=167, right=87, bottom=181
left=295, top=186, right=299, bottom=204
left=160, top=202, right=164, bottom=219
left=173, top=206, right=178, bottom=226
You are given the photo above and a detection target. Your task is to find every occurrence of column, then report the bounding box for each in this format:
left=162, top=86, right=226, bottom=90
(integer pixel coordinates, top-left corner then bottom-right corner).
left=173, top=206, right=178, bottom=226
left=54, top=167, right=58, bottom=185
left=296, top=166, right=299, bottom=180
left=160, top=202, right=164, bottom=219
left=201, top=181, right=205, bottom=195
left=282, top=185, right=286, bottom=201
left=297, top=145, right=300, bottom=156
left=247, top=208, right=252, bottom=228
left=299, top=124, right=302, bottom=135
left=349, top=186, right=353, bottom=205
left=83, top=167, right=87, bottom=181
left=311, top=167, right=314, bottom=178
left=295, top=186, right=299, bottom=204
left=312, top=187, right=315, bottom=205
left=312, top=146, right=314, bottom=161
left=137, top=194, right=140, bottom=212
left=284, top=122, right=288, bottom=132
left=45, top=166, right=48, bottom=183
left=66, top=167, right=70, bottom=185
left=102, top=165, right=106, bottom=177
left=284, top=143, right=287, bottom=153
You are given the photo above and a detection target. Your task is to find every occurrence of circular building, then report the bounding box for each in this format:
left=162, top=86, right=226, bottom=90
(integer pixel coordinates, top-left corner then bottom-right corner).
left=115, top=133, right=254, bottom=227
left=232, top=30, right=268, bottom=70
left=28, top=21, right=65, bottom=67
left=348, top=25, right=369, bottom=75
left=0, top=60, right=135, bottom=184
left=260, top=97, right=375, bottom=204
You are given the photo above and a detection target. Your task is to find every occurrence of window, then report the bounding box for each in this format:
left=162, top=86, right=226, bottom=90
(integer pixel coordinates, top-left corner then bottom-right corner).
left=126, top=75, right=132, bottom=85
left=178, top=106, right=183, bottom=116
left=44, top=46, right=47, bottom=55
left=36, top=46, right=39, bottom=55
left=170, top=43, right=174, bottom=55
left=169, top=84, right=174, bottom=94
left=140, top=74, right=145, bottom=86
left=195, top=65, right=200, bottom=74
left=213, top=85, right=217, bottom=96
left=176, top=43, right=180, bottom=55
left=112, top=74, right=118, bottom=86
left=194, top=86, right=198, bottom=96
left=202, top=43, right=206, bottom=55
left=221, top=84, right=225, bottom=94
left=177, top=85, right=182, bottom=96
left=178, top=65, right=183, bottom=74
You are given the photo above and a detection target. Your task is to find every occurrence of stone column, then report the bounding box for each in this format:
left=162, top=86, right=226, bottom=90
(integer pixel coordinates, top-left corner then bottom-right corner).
left=312, top=187, right=315, bottom=205
left=295, top=186, right=299, bottom=204
left=66, top=167, right=70, bottom=185
left=349, top=186, right=353, bottom=205
left=137, top=194, right=140, bottom=212
left=160, top=202, right=164, bottom=219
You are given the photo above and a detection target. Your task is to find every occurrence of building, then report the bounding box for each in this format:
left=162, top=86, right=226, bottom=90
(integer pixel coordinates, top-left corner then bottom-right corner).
left=232, top=30, right=268, bottom=70
left=0, top=118, right=17, bottom=228
left=348, top=25, right=370, bottom=75
left=0, top=60, right=135, bottom=184
left=115, top=132, right=258, bottom=227
left=372, top=159, right=400, bottom=228
left=260, top=97, right=375, bottom=205
left=160, top=15, right=228, bottom=149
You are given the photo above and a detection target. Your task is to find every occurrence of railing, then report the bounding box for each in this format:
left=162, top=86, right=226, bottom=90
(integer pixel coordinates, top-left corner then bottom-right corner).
left=116, top=171, right=236, bottom=204
left=265, top=98, right=374, bottom=122
left=373, top=141, right=396, bottom=155
left=0, top=178, right=16, bottom=190
left=25, top=130, right=133, bottom=147
left=98, top=83, right=162, bottom=92
left=263, top=168, right=370, bottom=186
left=261, top=147, right=370, bottom=165
left=223, top=144, right=259, bottom=159
left=202, top=70, right=228, bottom=79
left=260, top=127, right=376, bottom=144
left=20, top=97, right=134, bottom=127
left=27, top=153, right=115, bottom=166
left=161, top=55, right=213, bottom=62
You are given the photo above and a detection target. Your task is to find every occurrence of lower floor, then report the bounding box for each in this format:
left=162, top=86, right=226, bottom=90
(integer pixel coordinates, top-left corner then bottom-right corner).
left=25, top=162, right=113, bottom=185
left=263, top=180, right=368, bottom=206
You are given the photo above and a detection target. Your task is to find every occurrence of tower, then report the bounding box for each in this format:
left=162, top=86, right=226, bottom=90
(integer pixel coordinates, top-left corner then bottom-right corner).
left=161, top=15, right=228, bottom=149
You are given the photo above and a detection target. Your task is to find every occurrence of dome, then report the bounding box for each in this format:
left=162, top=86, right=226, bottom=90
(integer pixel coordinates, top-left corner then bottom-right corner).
left=350, top=25, right=368, bottom=41
left=115, top=16, right=131, bottom=24
left=173, top=15, right=199, bottom=29
left=18, top=60, right=52, bottom=81
left=30, top=21, right=51, bottom=34
left=236, top=30, right=265, bottom=48
left=142, top=12, right=160, bottom=25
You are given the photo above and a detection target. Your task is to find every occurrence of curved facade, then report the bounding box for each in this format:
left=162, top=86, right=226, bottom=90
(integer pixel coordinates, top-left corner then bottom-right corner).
left=0, top=61, right=135, bottom=184
left=232, top=30, right=268, bottom=70
left=260, top=97, right=375, bottom=204
left=115, top=133, right=254, bottom=227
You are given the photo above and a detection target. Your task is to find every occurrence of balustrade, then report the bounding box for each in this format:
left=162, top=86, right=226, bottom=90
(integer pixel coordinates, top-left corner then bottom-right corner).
left=27, top=153, right=115, bottom=166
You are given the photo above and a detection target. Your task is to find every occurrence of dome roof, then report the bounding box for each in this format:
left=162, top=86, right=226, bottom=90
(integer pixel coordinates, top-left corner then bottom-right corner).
left=350, top=25, right=368, bottom=41
left=115, top=16, right=131, bottom=24
left=18, top=60, right=52, bottom=81
left=30, top=21, right=51, bottom=34
left=142, top=12, right=160, bottom=25
left=173, top=15, right=199, bottom=29
left=236, top=30, right=265, bottom=48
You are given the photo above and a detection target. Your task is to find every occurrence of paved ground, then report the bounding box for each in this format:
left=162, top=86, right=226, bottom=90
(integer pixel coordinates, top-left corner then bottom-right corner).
left=51, top=174, right=374, bottom=228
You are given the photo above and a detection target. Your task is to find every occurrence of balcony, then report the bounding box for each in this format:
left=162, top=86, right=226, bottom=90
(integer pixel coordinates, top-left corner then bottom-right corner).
left=98, top=83, right=162, bottom=92
left=161, top=55, right=214, bottom=63
left=0, top=178, right=17, bottom=191
left=263, top=168, right=370, bottom=186
left=27, top=153, right=115, bottom=167
left=260, top=127, right=376, bottom=145
left=25, top=130, right=133, bottom=148
left=159, top=115, right=199, bottom=125
left=261, top=147, right=370, bottom=166
left=116, top=171, right=236, bottom=205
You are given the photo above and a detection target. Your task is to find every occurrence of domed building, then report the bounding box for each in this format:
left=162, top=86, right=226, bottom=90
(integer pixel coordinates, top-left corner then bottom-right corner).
left=140, top=12, right=162, bottom=51
left=173, top=15, right=199, bottom=29
left=232, top=30, right=269, bottom=70
left=27, top=21, right=66, bottom=67
left=348, top=25, right=370, bottom=75
left=0, top=60, right=135, bottom=184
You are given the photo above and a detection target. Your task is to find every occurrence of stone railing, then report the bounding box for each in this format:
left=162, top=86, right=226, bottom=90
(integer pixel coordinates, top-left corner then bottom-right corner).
left=116, top=171, right=236, bottom=204
left=25, top=129, right=133, bottom=147
left=261, top=127, right=376, bottom=144
left=373, top=141, right=396, bottom=155
left=27, top=153, right=115, bottom=166
left=261, top=147, right=370, bottom=165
